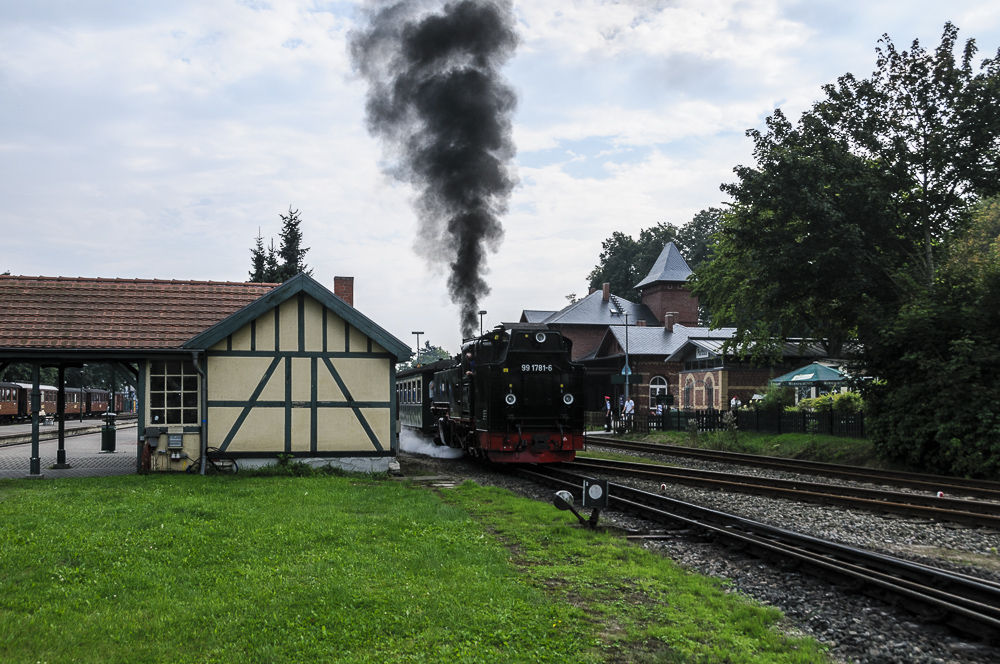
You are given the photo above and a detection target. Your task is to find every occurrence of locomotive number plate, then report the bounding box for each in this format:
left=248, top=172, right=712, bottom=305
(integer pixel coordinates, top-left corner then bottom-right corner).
left=521, top=364, right=553, bottom=372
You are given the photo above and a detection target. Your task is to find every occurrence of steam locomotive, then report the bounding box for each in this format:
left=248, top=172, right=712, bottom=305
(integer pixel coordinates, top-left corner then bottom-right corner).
left=396, top=324, right=586, bottom=463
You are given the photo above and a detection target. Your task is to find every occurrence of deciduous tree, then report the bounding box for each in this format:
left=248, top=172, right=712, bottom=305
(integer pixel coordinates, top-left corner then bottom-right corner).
left=864, top=198, right=1000, bottom=477
left=692, top=109, right=911, bottom=359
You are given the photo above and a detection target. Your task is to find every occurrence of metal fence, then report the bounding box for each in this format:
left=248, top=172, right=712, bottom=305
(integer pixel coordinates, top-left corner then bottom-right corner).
left=586, top=409, right=866, bottom=439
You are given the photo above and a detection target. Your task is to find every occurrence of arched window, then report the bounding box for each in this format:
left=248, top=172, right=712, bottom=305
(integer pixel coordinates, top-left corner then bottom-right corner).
left=649, top=376, right=668, bottom=409
left=705, top=377, right=714, bottom=410
left=684, top=377, right=694, bottom=408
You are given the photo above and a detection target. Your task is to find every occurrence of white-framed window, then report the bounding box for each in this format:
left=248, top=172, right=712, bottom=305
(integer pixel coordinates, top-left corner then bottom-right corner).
left=149, top=360, right=199, bottom=425
left=649, top=375, right=668, bottom=409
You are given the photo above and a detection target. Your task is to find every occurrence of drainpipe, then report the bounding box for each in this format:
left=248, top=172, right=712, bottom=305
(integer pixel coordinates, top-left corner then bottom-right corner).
left=191, top=351, right=208, bottom=475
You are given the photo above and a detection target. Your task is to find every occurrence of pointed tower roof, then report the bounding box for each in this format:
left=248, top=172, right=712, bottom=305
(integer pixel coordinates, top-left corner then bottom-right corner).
left=634, top=241, right=692, bottom=289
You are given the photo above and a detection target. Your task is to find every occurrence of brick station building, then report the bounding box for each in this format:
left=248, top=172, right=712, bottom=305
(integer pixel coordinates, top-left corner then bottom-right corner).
left=521, top=242, right=829, bottom=413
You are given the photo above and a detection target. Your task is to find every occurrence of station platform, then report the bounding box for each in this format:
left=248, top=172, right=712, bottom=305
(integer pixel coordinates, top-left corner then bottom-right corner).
left=0, top=422, right=139, bottom=479
left=0, top=417, right=136, bottom=446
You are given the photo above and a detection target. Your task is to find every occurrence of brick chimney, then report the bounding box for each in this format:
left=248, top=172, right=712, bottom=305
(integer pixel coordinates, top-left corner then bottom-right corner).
left=664, top=311, right=678, bottom=332
left=334, top=276, right=354, bottom=307
left=636, top=320, right=646, bottom=327
left=602, top=282, right=610, bottom=302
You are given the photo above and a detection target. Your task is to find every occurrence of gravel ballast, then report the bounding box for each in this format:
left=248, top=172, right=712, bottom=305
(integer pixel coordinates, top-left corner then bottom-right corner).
left=396, top=445, right=1000, bottom=664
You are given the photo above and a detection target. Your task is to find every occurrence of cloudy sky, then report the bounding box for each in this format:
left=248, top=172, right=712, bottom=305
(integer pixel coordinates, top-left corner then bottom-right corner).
left=3, top=1, right=999, bottom=356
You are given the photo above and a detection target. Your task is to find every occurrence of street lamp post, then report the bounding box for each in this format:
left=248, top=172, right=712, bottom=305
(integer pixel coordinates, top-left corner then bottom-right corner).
left=623, top=312, right=630, bottom=403
left=478, top=310, right=487, bottom=336
left=411, top=331, right=424, bottom=367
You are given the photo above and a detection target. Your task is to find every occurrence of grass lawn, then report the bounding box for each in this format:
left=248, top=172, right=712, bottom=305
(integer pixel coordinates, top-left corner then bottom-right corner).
left=625, top=429, right=880, bottom=468
left=0, top=474, right=831, bottom=663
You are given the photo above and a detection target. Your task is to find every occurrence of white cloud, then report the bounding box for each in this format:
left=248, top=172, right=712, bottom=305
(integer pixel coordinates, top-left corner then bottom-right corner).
left=516, top=0, right=809, bottom=65
left=3, top=0, right=1000, bottom=353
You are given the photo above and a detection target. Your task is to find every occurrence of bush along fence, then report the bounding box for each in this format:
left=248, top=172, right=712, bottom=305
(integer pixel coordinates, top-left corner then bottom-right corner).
left=587, top=409, right=866, bottom=439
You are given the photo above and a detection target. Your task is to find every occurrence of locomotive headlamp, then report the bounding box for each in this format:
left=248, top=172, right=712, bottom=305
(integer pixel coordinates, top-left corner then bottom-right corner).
left=535, top=332, right=547, bottom=343
left=505, top=393, right=517, bottom=405
left=562, top=393, right=574, bottom=405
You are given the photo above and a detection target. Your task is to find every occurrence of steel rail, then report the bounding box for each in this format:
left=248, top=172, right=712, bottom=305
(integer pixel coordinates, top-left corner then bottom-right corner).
left=562, top=457, right=1000, bottom=529
left=517, top=465, right=1000, bottom=642
left=585, top=435, right=1000, bottom=500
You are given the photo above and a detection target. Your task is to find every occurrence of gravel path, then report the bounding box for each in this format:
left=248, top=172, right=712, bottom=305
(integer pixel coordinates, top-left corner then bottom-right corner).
left=397, top=447, right=1000, bottom=664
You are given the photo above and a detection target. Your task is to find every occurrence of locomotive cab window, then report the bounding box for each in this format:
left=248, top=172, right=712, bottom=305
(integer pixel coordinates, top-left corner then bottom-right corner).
left=149, top=360, right=200, bottom=425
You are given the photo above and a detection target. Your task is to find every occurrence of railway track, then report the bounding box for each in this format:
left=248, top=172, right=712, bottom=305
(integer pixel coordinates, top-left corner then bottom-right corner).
left=518, top=464, right=1000, bottom=642
left=560, top=456, right=1000, bottom=529
left=585, top=434, right=1000, bottom=501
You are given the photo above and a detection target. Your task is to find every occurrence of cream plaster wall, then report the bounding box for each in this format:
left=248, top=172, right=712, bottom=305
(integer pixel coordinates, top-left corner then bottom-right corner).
left=203, top=294, right=393, bottom=458
left=303, top=297, right=324, bottom=351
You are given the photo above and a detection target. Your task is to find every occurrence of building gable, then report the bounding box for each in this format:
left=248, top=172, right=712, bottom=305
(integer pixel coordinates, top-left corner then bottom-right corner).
left=201, top=286, right=399, bottom=459
left=183, top=273, right=409, bottom=361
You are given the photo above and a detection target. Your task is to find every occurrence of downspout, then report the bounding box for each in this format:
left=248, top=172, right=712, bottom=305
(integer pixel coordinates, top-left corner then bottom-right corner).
left=191, top=351, right=208, bottom=475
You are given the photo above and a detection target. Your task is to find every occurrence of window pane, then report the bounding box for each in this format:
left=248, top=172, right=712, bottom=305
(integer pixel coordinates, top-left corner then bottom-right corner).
left=183, top=392, right=198, bottom=408
left=166, top=376, right=182, bottom=391
left=183, top=408, right=198, bottom=424
left=151, top=361, right=165, bottom=375
left=166, top=361, right=182, bottom=375
left=167, top=393, right=181, bottom=408
left=166, top=409, right=182, bottom=424
left=183, top=376, right=198, bottom=392
left=151, top=376, right=165, bottom=392
left=150, top=409, right=165, bottom=424
left=151, top=393, right=165, bottom=408
left=182, top=361, right=195, bottom=375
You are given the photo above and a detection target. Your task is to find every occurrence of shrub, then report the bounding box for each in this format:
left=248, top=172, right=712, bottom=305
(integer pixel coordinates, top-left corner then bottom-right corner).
left=832, top=391, right=864, bottom=413
left=798, top=394, right=834, bottom=412
left=757, top=385, right=795, bottom=412
left=686, top=417, right=699, bottom=444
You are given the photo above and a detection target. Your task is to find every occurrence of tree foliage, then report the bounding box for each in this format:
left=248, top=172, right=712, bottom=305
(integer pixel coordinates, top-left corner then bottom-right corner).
left=864, top=200, right=1000, bottom=477
left=816, top=23, right=1000, bottom=284
left=693, top=24, right=1000, bottom=477
left=587, top=209, right=721, bottom=300
left=675, top=208, right=723, bottom=272
left=0, top=363, right=129, bottom=392
left=397, top=341, right=453, bottom=370
left=692, top=110, right=911, bottom=359
left=249, top=207, right=312, bottom=283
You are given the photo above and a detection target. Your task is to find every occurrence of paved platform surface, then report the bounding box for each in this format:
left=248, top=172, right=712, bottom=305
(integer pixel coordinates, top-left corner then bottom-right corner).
left=0, top=417, right=137, bottom=445
left=0, top=425, right=139, bottom=479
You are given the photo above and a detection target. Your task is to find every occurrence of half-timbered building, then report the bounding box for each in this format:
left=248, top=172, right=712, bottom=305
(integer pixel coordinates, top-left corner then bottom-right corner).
left=0, top=273, right=409, bottom=476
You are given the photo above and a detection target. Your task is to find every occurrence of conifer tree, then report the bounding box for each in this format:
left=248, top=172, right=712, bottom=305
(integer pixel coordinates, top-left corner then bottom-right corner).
left=276, top=206, right=311, bottom=281
left=249, top=230, right=267, bottom=282
left=248, top=207, right=311, bottom=283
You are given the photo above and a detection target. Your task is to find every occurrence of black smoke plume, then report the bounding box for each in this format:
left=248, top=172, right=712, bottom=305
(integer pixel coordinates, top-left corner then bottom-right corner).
left=350, top=0, right=518, bottom=338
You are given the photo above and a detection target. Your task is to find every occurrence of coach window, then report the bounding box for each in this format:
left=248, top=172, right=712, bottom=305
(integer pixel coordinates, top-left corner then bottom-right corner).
left=649, top=376, right=668, bottom=409
left=149, top=360, right=199, bottom=425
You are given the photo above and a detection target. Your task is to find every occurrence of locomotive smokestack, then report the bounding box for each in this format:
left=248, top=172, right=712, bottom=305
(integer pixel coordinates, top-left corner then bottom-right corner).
left=350, top=0, right=519, bottom=338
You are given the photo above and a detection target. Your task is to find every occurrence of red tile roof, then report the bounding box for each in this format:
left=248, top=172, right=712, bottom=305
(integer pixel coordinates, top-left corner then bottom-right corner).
left=0, top=276, right=279, bottom=349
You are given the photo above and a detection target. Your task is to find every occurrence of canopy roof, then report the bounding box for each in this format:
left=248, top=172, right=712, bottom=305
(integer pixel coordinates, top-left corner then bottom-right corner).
left=770, top=362, right=848, bottom=385
left=0, top=275, right=277, bottom=350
